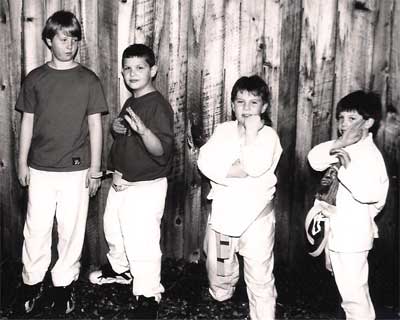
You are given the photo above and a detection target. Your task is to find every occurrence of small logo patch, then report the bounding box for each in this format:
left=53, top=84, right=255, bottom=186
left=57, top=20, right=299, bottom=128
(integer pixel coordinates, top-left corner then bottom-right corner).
left=72, top=157, right=81, bottom=165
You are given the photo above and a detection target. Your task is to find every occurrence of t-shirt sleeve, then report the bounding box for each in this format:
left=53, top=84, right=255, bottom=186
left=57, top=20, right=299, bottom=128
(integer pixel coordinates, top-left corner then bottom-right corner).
left=87, top=77, right=108, bottom=115
left=147, top=101, right=174, bottom=165
left=15, top=75, right=36, bottom=113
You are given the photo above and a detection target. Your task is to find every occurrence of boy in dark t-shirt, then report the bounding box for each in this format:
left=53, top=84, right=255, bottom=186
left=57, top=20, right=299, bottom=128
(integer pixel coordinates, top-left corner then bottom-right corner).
left=15, top=10, right=108, bottom=315
left=89, top=44, right=174, bottom=319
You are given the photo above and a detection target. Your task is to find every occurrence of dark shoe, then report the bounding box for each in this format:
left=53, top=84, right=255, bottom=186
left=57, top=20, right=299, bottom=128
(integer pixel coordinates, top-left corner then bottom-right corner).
left=52, top=283, right=75, bottom=314
left=16, top=282, right=45, bottom=314
left=89, top=262, right=132, bottom=285
left=132, top=296, right=159, bottom=319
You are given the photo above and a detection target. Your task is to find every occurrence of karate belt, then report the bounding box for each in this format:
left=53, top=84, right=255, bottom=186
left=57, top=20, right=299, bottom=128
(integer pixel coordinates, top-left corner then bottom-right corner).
left=304, top=199, right=336, bottom=271
left=305, top=164, right=340, bottom=272
left=215, top=200, right=274, bottom=276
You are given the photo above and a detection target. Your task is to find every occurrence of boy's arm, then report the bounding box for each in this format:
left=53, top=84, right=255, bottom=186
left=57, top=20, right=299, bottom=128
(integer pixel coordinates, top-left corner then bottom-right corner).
left=308, top=140, right=339, bottom=171
left=87, top=113, right=103, bottom=197
left=18, top=112, right=34, bottom=186
left=338, top=156, right=389, bottom=208
left=198, top=125, right=239, bottom=185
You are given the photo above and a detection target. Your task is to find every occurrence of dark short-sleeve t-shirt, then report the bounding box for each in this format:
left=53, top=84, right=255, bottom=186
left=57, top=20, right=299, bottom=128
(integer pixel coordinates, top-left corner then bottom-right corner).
left=108, top=91, right=174, bottom=182
left=15, top=63, right=108, bottom=171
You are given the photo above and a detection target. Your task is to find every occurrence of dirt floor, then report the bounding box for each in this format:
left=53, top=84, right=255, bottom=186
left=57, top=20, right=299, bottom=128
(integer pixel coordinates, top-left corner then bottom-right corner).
left=1, top=258, right=399, bottom=320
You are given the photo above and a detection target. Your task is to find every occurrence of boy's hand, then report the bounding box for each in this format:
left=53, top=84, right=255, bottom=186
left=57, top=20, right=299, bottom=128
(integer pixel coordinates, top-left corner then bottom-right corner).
left=112, top=117, right=128, bottom=135
left=243, top=115, right=264, bottom=144
left=18, top=163, right=30, bottom=186
left=335, top=119, right=365, bottom=148
left=243, top=115, right=264, bottom=133
left=330, top=148, right=351, bottom=169
left=226, top=159, right=248, bottom=178
left=86, top=170, right=101, bottom=197
left=124, top=107, right=147, bottom=135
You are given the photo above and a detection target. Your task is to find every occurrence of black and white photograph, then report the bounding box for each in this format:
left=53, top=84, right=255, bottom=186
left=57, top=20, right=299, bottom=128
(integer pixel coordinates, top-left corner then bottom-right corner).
left=0, top=1, right=399, bottom=319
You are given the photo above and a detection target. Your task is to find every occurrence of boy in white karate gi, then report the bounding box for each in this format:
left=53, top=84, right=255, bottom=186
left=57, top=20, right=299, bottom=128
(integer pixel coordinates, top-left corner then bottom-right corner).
left=198, top=75, right=282, bottom=320
left=308, top=90, right=389, bottom=319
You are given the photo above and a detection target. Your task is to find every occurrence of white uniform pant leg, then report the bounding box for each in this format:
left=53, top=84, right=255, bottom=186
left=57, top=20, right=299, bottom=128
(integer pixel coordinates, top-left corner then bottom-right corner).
left=329, top=250, right=375, bottom=320
left=204, top=224, right=240, bottom=301
left=22, top=168, right=58, bottom=285
left=103, top=187, right=130, bottom=274
left=51, top=170, right=89, bottom=286
left=119, top=178, right=167, bottom=301
left=239, top=212, right=277, bottom=320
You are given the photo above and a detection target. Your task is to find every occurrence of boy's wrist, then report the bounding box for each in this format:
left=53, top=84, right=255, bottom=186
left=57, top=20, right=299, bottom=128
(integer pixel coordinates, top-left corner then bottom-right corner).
left=139, top=127, right=149, bottom=136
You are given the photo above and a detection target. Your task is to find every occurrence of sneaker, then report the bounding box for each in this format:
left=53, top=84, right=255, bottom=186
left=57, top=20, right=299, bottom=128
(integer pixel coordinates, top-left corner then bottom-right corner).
left=89, top=262, right=132, bottom=285
left=132, top=296, right=159, bottom=319
left=16, top=282, right=45, bottom=314
left=52, top=283, right=75, bottom=314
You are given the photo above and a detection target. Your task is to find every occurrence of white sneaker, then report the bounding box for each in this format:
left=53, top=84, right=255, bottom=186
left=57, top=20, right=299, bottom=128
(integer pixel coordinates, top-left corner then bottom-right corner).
left=89, top=263, right=132, bottom=285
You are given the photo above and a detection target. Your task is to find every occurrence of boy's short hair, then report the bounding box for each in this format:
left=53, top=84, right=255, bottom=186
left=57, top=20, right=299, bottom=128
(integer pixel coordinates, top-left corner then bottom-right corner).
left=122, top=44, right=156, bottom=67
left=231, top=75, right=272, bottom=125
left=42, top=10, right=82, bottom=47
left=336, top=90, right=382, bottom=133
left=231, top=75, right=270, bottom=104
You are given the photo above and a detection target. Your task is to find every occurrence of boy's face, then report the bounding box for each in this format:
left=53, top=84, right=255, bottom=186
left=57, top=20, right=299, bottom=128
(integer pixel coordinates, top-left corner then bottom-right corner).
left=337, top=110, right=371, bottom=137
left=47, top=30, right=79, bottom=63
left=122, top=56, right=157, bottom=96
left=232, top=90, right=267, bottom=125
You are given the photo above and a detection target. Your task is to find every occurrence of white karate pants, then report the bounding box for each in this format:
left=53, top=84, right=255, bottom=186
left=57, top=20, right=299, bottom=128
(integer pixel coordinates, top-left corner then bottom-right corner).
left=329, top=250, right=375, bottom=320
left=22, top=168, right=89, bottom=286
left=103, top=177, right=167, bottom=301
left=204, top=212, right=277, bottom=320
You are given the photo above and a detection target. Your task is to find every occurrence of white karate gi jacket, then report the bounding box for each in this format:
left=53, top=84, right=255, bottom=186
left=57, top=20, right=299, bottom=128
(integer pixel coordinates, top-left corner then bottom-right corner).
left=198, top=121, right=282, bottom=236
left=308, top=134, right=389, bottom=252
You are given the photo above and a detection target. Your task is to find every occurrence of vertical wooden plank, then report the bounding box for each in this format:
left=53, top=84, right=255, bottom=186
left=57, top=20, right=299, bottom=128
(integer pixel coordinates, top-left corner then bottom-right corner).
left=239, top=0, right=266, bottom=76
left=291, top=0, right=338, bottom=278
left=164, top=0, right=189, bottom=259
left=274, top=0, right=302, bottom=266
left=333, top=0, right=377, bottom=135
left=79, top=0, right=104, bottom=271
left=223, top=0, right=240, bottom=122
left=0, top=0, right=24, bottom=307
left=95, top=0, right=118, bottom=266
left=22, top=0, right=45, bottom=75
left=78, top=0, right=99, bottom=71
left=201, top=0, right=225, bottom=138
left=263, top=0, right=281, bottom=130
left=132, top=0, right=155, bottom=44
left=186, top=0, right=206, bottom=261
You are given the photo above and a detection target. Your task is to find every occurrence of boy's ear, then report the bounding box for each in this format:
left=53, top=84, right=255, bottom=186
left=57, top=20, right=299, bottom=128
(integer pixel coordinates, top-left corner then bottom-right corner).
left=364, top=118, right=375, bottom=130
left=261, top=103, right=268, bottom=114
left=45, top=38, right=52, bottom=48
left=150, top=65, right=158, bottom=78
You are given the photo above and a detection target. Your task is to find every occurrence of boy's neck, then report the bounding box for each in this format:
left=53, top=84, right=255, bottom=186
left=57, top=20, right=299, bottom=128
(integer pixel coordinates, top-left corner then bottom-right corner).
left=47, top=59, right=78, bottom=70
left=133, top=85, right=156, bottom=98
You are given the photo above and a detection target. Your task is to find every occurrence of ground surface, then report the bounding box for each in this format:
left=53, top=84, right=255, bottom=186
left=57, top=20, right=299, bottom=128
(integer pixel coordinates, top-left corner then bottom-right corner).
left=1, top=258, right=398, bottom=320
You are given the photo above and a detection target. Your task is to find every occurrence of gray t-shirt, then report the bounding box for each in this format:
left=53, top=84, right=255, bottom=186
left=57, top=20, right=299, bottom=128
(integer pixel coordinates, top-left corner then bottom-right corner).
left=16, top=63, right=108, bottom=171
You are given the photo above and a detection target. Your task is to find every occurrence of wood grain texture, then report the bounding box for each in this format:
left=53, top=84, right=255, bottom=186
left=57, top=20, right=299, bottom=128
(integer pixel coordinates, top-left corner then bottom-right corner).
left=0, top=3, right=398, bottom=302
left=274, top=0, right=302, bottom=266
left=263, top=0, right=281, bottom=130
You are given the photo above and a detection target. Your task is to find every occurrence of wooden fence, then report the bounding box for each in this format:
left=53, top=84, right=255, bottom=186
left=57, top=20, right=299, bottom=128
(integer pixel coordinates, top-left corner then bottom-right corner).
left=1, top=0, right=399, bottom=309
